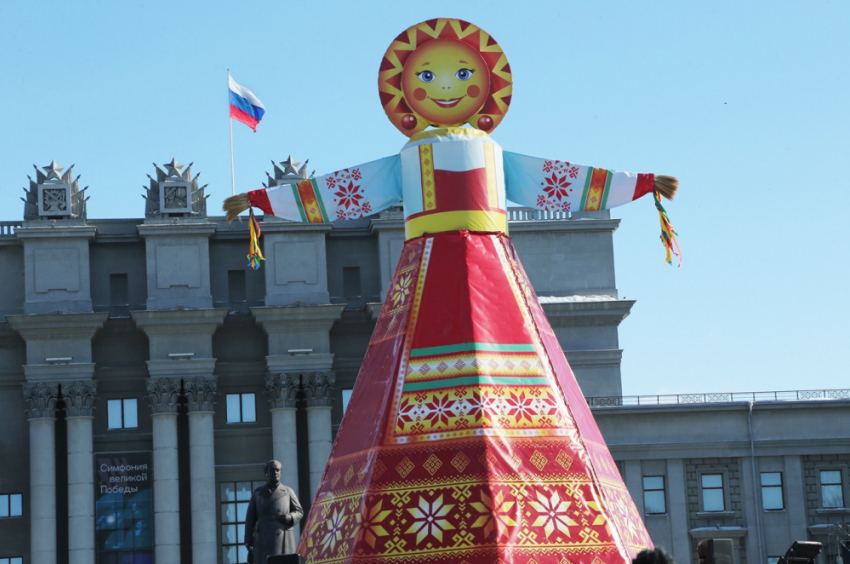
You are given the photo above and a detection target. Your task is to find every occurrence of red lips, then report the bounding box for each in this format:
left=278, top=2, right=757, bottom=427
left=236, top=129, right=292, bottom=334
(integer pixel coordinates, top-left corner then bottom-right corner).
left=431, top=97, right=463, bottom=108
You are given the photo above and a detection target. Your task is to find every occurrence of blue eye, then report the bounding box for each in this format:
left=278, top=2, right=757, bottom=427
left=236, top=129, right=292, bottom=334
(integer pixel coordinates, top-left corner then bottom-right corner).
left=416, top=71, right=435, bottom=83
left=456, top=68, right=474, bottom=81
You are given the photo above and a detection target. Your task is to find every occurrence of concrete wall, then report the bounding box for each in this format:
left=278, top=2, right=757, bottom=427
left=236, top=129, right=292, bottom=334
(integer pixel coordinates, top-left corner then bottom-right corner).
left=90, top=242, right=148, bottom=314
left=326, top=234, right=381, bottom=308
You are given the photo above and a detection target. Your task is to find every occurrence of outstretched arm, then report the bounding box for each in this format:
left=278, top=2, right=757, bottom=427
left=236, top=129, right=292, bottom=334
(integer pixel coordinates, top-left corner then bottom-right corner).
left=503, top=151, right=680, bottom=264
left=503, top=151, right=676, bottom=213
left=224, top=155, right=402, bottom=223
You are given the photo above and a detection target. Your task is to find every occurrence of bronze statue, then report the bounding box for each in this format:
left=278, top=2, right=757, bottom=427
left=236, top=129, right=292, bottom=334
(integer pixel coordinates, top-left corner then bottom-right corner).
left=244, top=460, right=304, bottom=563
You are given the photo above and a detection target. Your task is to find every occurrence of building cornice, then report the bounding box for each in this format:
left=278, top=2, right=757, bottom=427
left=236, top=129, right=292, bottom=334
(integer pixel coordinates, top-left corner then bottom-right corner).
left=7, top=311, right=108, bottom=341
left=564, top=349, right=623, bottom=366
left=266, top=353, right=335, bottom=374
left=137, top=221, right=217, bottom=238
left=508, top=218, right=621, bottom=234
left=251, top=304, right=345, bottom=332
left=24, top=362, right=96, bottom=382
left=146, top=358, right=217, bottom=379
left=15, top=223, right=97, bottom=240
left=541, top=299, right=635, bottom=327
left=131, top=308, right=227, bottom=336
left=256, top=220, right=333, bottom=235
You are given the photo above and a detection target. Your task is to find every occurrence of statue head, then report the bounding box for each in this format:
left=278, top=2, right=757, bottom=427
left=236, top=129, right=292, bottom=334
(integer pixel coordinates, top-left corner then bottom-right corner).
left=264, top=460, right=282, bottom=489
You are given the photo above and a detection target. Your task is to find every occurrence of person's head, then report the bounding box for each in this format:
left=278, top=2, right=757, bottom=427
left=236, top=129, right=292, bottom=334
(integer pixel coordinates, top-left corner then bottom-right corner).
left=634, top=547, right=675, bottom=564
left=264, top=460, right=282, bottom=488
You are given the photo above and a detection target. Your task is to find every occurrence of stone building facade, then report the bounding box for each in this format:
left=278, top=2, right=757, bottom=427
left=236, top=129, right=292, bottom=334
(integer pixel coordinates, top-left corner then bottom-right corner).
left=0, top=160, right=847, bottom=564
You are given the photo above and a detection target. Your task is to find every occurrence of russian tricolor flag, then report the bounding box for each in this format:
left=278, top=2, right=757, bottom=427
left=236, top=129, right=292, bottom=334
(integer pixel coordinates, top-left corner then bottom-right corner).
left=229, top=75, right=265, bottom=132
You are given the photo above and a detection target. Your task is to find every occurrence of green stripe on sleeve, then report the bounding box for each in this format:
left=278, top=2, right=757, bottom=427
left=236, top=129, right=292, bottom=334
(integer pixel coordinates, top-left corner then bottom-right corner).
left=410, top=342, right=537, bottom=358
left=600, top=169, right=614, bottom=210
left=579, top=167, right=594, bottom=211
left=291, top=184, right=308, bottom=223
left=310, top=178, right=330, bottom=222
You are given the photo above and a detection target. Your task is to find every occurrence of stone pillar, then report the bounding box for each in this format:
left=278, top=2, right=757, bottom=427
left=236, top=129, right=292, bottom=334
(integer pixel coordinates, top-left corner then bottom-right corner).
left=63, top=380, right=97, bottom=564
left=666, top=459, right=691, bottom=562
left=184, top=377, right=218, bottom=564
left=23, top=382, right=60, bottom=564
left=266, top=372, right=302, bottom=538
left=146, top=378, right=182, bottom=564
left=302, top=371, right=335, bottom=500
left=784, top=455, right=808, bottom=543
left=266, top=373, right=301, bottom=487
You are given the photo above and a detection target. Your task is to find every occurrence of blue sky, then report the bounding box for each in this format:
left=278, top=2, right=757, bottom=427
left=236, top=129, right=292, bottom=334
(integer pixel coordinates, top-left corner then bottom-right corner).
left=1, top=1, right=847, bottom=397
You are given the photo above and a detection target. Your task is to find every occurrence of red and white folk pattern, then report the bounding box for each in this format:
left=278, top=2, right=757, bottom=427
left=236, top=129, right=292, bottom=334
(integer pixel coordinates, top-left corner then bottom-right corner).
left=304, top=438, right=644, bottom=564
left=394, top=385, right=566, bottom=440
left=299, top=232, right=653, bottom=563
left=326, top=168, right=373, bottom=220
left=536, top=160, right=580, bottom=213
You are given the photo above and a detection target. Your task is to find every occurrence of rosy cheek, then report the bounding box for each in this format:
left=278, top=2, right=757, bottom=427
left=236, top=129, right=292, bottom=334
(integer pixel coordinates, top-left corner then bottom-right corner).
left=413, top=88, right=427, bottom=101
left=467, top=84, right=481, bottom=98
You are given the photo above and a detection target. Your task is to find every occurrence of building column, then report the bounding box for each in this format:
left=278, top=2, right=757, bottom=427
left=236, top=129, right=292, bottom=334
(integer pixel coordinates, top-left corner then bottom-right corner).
left=666, top=459, right=691, bottom=562
left=64, top=380, right=97, bottom=564
left=23, top=382, right=60, bottom=564
left=302, top=371, right=336, bottom=501
left=266, top=373, right=301, bottom=491
left=146, top=377, right=182, bottom=564
left=266, top=372, right=302, bottom=539
left=784, top=455, right=808, bottom=543
left=184, top=377, right=218, bottom=564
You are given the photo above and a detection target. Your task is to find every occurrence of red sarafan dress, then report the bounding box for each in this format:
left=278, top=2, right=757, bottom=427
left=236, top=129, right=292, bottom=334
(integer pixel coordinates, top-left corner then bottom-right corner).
left=283, top=128, right=655, bottom=564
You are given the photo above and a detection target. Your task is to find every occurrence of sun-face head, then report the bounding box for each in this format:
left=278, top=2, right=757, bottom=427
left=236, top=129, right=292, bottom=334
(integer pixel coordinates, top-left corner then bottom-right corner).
left=379, top=18, right=513, bottom=137
left=401, top=39, right=490, bottom=126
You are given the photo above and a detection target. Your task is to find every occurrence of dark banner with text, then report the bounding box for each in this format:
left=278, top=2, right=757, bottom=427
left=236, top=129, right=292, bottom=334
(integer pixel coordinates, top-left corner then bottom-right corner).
left=94, top=451, right=153, bottom=564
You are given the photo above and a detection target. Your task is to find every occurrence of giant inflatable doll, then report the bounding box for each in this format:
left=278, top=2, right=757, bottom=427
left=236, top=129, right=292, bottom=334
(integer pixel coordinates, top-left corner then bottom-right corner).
left=225, top=18, right=678, bottom=564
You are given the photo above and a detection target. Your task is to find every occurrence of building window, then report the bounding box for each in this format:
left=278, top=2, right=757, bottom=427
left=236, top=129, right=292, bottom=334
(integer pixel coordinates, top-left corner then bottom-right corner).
left=701, top=473, right=725, bottom=512
left=221, top=480, right=264, bottom=564
left=341, top=389, right=353, bottom=413
left=760, top=472, right=784, bottom=510
left=107, top=399, right=138, bottom=429
left=820, top=470, right=845, bottom=508
left=643, top=476, right=666, bottom=514
left=226, top=394, right=256, bottom=424
left=0, top=494, right=22, bottom=518
left=0, top=558, right=23, bottom=564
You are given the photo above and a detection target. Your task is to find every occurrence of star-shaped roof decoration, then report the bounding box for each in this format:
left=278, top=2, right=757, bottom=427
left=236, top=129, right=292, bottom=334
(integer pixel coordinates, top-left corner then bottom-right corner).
left=163, top=158, right=184, bottom=178
left=43, top=160, right=65, bottom=181
left=278, top=156, right=301, bottom=177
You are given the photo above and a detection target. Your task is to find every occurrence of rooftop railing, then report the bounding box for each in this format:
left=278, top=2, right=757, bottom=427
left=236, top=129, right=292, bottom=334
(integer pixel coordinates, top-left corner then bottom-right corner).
left=0, top=222, right=21, bottom=236
left=586, top=389, right=850, bottom=407
left=507, top=207, right=570, bottom=221
left=2, top=208, right=562, bottom=234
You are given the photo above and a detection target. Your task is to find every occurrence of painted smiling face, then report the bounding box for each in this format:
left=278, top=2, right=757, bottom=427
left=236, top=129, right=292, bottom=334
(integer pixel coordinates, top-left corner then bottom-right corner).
left=401, top=39, right=490, bottom=126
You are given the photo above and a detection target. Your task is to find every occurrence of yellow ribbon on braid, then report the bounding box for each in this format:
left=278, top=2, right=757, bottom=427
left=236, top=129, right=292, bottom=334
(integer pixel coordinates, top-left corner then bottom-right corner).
left=654, top=190, right=681, bottom=266
left=247, top=209, right=265, bottom=269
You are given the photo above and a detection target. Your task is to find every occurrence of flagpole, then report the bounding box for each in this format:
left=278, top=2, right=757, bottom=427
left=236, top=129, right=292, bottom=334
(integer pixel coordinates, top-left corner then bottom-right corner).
left=228, top=68, right=236, bottom=196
